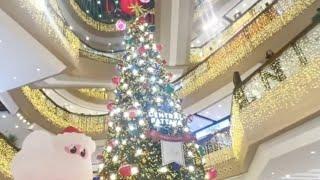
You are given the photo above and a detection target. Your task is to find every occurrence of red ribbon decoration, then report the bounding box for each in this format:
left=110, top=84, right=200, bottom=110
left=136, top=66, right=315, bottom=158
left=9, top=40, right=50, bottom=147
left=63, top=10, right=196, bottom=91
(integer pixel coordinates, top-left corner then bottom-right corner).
left=145, top=130, right=196, bottom=142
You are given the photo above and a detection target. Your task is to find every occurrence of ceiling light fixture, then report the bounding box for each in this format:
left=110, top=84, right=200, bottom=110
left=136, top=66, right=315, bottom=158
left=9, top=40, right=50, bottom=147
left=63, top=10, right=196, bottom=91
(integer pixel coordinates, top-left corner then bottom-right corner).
left=1, top=114, right=6, bottom=118
left=69, top=26, right=73, bottom=30
left=271, top=172, right=275, bottom=175
left=285, top=174, right=291, bottom=178
left=218, top=104, right=222, bottom=107
left=15, top=125, right=19, bottom=129
left=36, top=68, right=41, bottom=72
left=310, top=151, right=316, bottom=154
left=97, top=0, right=101, bottom=4
left=13, top=76, right=17, bottom=80
left=86, top=36, right=90, bottom=41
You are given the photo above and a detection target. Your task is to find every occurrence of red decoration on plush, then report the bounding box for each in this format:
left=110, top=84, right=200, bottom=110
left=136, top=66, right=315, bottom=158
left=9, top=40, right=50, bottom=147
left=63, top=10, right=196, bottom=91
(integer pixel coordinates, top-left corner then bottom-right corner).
left=112, top=76, right=121, bottom=86
left=120, top=0, right=141, bottom=15
left=206, top=168, right=218, bottom=180
left=106, top=101, right=115, bottom=111
left=138, top=46, right=146, bottom=55
left=62, top=126, right=82, bottom=134
left=119, top=164, right=132, bottom=176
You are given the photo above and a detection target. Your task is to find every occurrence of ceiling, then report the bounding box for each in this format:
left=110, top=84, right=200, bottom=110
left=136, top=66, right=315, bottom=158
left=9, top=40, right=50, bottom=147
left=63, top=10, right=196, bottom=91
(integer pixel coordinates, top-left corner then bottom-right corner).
left=260, top=141, right=320, bottom=180
left=191, top=0, right=274, bottom=47
left=0, top=9, right=65, bottom=93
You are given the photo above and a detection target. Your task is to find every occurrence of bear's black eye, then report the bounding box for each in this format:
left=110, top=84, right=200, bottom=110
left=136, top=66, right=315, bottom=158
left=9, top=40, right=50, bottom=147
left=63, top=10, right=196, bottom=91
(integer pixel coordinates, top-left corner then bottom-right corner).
left=70, top=146, right=77, bottom=154
left=80, top=149, right=86, bottom=157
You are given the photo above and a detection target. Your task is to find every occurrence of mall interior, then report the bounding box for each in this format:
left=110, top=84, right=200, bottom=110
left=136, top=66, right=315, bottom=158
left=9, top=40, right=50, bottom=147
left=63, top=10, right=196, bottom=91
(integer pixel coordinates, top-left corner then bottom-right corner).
left=0, top=0, right=320, bottom=179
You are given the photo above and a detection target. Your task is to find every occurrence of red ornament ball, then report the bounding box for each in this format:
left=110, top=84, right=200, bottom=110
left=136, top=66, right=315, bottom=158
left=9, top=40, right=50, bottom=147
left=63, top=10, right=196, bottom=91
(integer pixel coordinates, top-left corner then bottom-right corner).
left=156, top=44, right=163, bottom=51
left=96, top=154, right=104, bottom=160
left=138, top=46, right=147, bottom=55
left=112, top=76, right=121, bottom=86
left=120, top=0, right=141, bottom=15
left=106, top=101, right=115, bottom=111
left=119, top=164, right=133, bottom=176
left=206, top=167, right=218, bottom=180
left=162, top=59, right=167, bottom=65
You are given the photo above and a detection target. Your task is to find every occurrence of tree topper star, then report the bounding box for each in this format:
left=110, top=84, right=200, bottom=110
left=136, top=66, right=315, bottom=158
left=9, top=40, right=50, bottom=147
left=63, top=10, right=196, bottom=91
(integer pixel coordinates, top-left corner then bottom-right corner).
left=129, top=3, right=147, bottom=16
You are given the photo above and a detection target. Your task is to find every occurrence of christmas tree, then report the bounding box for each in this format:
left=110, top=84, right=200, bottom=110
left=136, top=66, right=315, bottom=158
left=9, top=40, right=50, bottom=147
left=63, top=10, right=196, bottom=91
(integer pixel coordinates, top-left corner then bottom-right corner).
left=102, top=12, right=205, bottom=180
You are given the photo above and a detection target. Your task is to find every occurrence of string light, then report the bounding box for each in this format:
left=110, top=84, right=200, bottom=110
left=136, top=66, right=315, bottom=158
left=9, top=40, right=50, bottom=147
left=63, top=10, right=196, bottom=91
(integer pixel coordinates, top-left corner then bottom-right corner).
left=178, top=0, right=315, bottom=97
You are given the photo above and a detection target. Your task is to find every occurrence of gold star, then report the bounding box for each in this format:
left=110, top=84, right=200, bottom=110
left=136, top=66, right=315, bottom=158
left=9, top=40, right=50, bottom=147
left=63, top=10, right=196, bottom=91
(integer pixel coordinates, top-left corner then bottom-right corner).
left=129, top=3, right=147, bottom=16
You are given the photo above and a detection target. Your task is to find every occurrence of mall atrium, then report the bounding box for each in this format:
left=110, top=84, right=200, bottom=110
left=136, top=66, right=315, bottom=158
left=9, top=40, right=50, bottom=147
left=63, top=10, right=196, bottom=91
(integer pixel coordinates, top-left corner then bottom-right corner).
left=0, top=0, right=320, bottom=179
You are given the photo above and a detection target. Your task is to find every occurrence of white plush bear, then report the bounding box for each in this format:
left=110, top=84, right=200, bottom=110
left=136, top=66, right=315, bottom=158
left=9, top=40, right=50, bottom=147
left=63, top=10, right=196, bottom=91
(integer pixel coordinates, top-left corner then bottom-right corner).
left=12, top=126, right=96, bottom=180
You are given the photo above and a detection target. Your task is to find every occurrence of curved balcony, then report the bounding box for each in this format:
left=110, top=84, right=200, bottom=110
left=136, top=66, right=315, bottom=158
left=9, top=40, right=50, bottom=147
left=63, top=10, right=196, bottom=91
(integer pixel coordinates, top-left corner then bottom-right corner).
left=177, top=0, right=318, bottom=98
left=202, top=22, right=320, bottom=179
left=10, top=86, right=108, bottom=139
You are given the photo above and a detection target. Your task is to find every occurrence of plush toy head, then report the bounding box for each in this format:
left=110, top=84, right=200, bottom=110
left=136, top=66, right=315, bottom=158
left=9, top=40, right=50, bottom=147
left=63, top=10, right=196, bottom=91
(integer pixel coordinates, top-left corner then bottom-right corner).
left=12, top=126, right=96, bottom=180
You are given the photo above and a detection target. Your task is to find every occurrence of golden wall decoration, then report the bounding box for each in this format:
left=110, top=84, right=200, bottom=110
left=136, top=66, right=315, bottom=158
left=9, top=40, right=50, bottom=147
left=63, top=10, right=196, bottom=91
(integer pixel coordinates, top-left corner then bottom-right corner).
left=178, top=0, right=316, bottom=98
left=0, top=135, right=17, bottom=179
left=78, top=88, right=109, bottom=101
left=204, top=23, right=320, bottom=179
left=22, top=86, right=107, bottom=135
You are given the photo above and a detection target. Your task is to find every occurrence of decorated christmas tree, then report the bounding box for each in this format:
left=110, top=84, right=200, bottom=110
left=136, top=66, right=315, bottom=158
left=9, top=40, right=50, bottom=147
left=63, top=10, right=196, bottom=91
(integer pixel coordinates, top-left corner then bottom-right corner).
left=102, top=11, right=206, bottom=180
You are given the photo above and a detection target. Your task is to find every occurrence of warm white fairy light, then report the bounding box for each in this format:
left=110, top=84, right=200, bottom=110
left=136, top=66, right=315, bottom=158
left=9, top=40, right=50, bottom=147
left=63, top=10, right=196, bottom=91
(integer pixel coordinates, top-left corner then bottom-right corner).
left=106, top=146, right=112, bottom=152
left=112, top=155, right=118, bottom=162
left=158, top=166, right=168, bottom=173
left=135, top=149, right=143, bottom=156
left=131, top=167, right=139, bottom=175
left=110, top=173, right=116, bottom=180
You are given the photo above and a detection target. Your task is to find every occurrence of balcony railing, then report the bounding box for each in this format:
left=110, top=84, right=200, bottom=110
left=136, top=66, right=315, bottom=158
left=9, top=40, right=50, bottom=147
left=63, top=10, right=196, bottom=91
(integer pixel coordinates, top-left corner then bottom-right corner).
left=198, top=128, right=231, bottom=156
left=234, top=23, right=320, bottom=109
left=202, top=22, right=320, bottom=178
left=177, top=0, right=316, bottom=98
left=22, top=86, right=108, bottom=135
left=17, top=0, right=121, bottom=63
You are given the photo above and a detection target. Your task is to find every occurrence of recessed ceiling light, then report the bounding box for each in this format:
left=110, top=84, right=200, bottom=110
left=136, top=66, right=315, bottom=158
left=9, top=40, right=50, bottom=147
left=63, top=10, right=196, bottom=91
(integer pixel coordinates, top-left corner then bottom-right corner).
left=86, top=36, right=90, bottom=41
left=86, top=10, right=89, bottom=13
left=108, top=42, right=111, bottom=46
left=69, top=26, right=73, bottom=30
left=16, top=113, right=21, bottom=117
left=271, top=172, right=275, bottom=175
left=122, top=41, right=125, bottom=45
left=15, top=125, right=19, bottom=128
left=196, top=40, right=200, bottom=44
left=97, top=0, right=101, bottom=4
left=0, top=39, right=2, bottom=43
left=310, top=151, right=316, bottom=154
left=1, top=114, right=6, bottom=118
left=23, top=119, right=27, bottom=123
left=218, top=104, right=222, bottom=107
left=285, top=174, right=291, bottom=178
left=13, top=76, right=17, bottom=80
left=99, top=14, right=102, bottom=18
left=36, top=68, right=41, bottom=72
